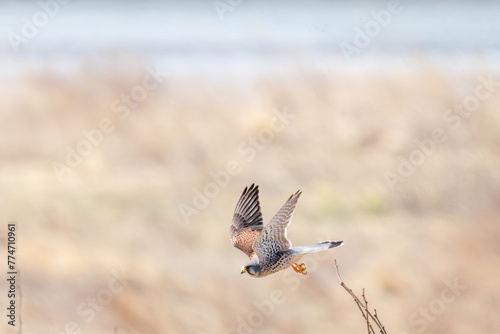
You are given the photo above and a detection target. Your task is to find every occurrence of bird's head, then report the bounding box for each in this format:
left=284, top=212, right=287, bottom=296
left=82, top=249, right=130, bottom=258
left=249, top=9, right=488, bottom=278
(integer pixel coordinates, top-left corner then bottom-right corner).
left=241, top=258, right=261, bottom=277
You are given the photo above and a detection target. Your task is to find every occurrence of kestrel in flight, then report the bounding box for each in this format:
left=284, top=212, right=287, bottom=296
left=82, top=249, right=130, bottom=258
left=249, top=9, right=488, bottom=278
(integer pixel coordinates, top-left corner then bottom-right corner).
left=230, top=184, right=343, bottom=278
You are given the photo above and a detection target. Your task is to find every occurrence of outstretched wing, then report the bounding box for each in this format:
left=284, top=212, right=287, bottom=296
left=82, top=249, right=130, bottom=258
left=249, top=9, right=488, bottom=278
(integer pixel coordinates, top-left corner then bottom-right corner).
left=230, top=184, right=264, bottom=259
left=253, top=190, right=301, bottom=264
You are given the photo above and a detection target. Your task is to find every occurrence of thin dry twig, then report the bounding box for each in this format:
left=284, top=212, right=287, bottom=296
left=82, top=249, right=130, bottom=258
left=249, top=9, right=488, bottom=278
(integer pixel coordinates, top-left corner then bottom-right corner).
left=362, top=289, right=375, bottom=334
left=334, top=259, right=387, bottom=334
left=374, top=309, right=387, bottom=334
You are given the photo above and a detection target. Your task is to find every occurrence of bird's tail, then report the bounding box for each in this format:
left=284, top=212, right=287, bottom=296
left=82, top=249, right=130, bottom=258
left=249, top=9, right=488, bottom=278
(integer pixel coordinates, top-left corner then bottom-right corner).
left=289, top=241, right=343, bottom=255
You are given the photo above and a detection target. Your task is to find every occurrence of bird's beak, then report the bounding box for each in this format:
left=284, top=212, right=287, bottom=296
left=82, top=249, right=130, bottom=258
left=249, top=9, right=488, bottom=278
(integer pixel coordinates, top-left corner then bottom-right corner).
left=241, top=268, right=245, bottom=274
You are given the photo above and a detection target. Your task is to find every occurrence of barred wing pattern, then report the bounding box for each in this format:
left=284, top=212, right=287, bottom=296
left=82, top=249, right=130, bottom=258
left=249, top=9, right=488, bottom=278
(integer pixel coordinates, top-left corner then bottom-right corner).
left=230, top=184, right=264, bottom=258
left=252, top=190, right=302, bottom=264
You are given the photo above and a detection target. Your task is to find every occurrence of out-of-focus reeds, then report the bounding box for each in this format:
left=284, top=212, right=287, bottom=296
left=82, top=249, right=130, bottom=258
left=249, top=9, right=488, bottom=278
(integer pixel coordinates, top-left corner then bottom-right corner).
left=1, top=63, right=499, bottom=333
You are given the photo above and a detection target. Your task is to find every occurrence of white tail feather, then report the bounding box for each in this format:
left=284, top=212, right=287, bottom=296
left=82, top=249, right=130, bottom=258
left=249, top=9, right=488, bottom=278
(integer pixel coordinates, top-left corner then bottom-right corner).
left=289, top=241, right=343, bottom=255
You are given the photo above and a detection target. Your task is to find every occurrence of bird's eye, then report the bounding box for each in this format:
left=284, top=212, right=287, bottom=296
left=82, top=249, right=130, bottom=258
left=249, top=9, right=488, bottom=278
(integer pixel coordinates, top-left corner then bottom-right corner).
left=245, top=266, right=249, bottom=270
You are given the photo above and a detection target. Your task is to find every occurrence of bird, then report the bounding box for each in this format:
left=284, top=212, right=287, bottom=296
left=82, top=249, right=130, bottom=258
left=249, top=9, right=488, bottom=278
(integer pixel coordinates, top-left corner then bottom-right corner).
left=230, top=184, right=343, bottom=278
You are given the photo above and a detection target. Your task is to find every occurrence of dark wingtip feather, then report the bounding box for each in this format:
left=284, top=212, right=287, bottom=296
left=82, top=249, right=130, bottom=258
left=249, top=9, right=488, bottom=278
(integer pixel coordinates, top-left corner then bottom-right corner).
left=318, top=241, right=344, bottom=248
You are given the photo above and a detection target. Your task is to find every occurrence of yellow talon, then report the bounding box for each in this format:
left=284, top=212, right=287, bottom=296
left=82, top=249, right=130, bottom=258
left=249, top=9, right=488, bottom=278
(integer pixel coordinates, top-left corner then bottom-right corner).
left=291, top=263, right=307, bottom=275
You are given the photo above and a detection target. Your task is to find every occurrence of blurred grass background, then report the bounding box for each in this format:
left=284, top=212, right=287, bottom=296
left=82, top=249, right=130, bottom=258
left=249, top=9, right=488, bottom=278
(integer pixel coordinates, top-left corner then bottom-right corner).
left=1, top=1, right=500, bottom=333
left=0, top=64, right=499, bottom=334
